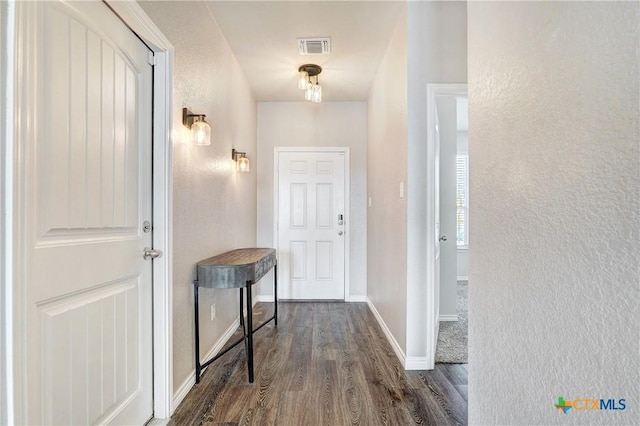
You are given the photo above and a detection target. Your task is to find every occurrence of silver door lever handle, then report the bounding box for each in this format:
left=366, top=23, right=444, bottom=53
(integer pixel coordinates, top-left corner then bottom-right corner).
left=143, top=247, right=162, bottom=260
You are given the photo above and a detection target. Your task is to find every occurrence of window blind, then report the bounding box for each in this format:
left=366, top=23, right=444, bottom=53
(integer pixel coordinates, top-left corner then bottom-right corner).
left=456, top=154, right=469, bottom=247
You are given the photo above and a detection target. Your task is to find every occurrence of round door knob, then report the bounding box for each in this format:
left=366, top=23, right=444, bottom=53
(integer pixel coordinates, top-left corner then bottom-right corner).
left=338, top=231, right=344, bottom=236
left=143, top=247, right=162, bottom=260
left=439, top=236, right=447, bottom=242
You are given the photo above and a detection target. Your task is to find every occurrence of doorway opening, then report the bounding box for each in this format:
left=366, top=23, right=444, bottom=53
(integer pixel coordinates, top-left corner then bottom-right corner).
left=425, top=83, right=468, bottom=369
left=434, top=94, right=469, bottom=364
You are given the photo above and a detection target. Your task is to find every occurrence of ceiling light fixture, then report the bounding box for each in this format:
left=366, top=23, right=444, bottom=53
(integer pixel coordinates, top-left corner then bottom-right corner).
left=298, top=64, right=322, bottom=103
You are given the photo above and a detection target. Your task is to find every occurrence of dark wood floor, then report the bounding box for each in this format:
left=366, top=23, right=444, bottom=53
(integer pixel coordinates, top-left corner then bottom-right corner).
left=170, top=302, right=467, bottom=426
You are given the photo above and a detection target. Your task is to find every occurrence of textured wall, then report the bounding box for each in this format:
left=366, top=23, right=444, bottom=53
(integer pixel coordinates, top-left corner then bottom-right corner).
left=138, top=1, right=257, bottom=395
left=256, top=102, right=368, bottom=300
left=367, top=6, right=408, bottom=353
left=406, top=0, right=467, bottom=357
left=468, top=2, right=639, bottom=424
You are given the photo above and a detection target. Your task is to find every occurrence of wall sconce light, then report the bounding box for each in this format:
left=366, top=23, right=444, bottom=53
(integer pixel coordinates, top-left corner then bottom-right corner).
left=231, top=149, right=250, bottom=173
left=182, top=107, right=211, bottom=146
left=298, top=64, right=322, bottom=103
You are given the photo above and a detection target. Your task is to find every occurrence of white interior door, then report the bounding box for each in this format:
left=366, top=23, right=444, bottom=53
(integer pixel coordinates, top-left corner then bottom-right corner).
left=434, top=112, right=442, bottom=328
left=25, top=1, right=153, bottom=424
left=437, top=96, right=461, bottom=320
left=277, top=150, right=346, bottom=300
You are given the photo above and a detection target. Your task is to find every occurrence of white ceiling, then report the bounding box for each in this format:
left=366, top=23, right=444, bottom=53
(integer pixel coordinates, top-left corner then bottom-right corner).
left=205, top=1, right=406, bottom=102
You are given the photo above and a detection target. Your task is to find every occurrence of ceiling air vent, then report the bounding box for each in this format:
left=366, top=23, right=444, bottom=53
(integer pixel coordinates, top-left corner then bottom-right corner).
left=298, top=37, right=331, bottom=55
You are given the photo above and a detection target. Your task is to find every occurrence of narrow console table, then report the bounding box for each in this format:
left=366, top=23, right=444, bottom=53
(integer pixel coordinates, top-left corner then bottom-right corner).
left=193, top=248, right=277, bottom=384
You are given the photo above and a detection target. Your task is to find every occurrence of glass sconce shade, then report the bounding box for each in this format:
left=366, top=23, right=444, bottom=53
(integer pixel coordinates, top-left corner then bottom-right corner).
left=232, top=149, right=250, bottom=173
left=305, top=85, right=313, bottom=101
left=298, top=71, right=309, bottom=90
left=191, top=117, right=211, bottom=146
left=237, top=155, right=250, bottom=173
left=311, top=83, right=322, bottom=103
left=182, top=108, right=212, bottom=145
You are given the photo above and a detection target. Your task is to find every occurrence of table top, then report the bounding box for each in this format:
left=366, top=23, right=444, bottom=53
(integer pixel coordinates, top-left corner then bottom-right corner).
left=195, top=248, right=276, bottom=289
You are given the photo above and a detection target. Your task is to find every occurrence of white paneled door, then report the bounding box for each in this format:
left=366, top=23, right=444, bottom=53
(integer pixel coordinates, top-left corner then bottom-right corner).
left=277, top=151, right=346, bottom=300
left=26, top=1, right=153, bottom=424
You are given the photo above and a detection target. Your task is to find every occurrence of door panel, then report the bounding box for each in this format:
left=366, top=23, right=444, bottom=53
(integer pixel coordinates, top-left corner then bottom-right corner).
left=290, top=241, right=308, bottom=280
left=40, top=5, right=141, bottom=239
left=290, top=183, right=307, bottom=228
left=316, top=241, right=333, bottom=280
left=39, top=279, right=141, bottom=424
left=26, top=1, right=153, bottom=424
left=316, top=183, right=333, bottom=228
left=278, top=151, right=346, bottom=300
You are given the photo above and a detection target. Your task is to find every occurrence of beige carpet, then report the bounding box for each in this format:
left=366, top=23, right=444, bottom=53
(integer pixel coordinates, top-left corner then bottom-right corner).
left=435, top=280, right=468, bottom=364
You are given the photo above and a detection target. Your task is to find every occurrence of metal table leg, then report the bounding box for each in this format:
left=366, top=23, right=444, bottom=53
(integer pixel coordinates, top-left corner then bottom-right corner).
left=239, top=288, right=246, bottom=332
left=194, top=284, right=201, bottom=384
left=245, top=281, right=254, bottom=383
left=274, top=264, right=278, bottom=326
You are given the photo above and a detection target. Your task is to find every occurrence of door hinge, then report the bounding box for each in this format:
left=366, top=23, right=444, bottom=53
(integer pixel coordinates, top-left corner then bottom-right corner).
left=148, top=52, right=156, bottom=66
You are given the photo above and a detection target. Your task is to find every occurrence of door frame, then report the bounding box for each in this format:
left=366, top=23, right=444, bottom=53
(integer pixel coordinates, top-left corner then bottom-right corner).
left=273, top=147, right=351, bottom=301
left=425, top=83, right=468, bottom=369
left=0, top=0, right=175, bottom=422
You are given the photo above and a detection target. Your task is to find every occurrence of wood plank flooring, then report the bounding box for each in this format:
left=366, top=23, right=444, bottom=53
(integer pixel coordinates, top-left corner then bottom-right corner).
left=170, top=302, right=467, bottom=426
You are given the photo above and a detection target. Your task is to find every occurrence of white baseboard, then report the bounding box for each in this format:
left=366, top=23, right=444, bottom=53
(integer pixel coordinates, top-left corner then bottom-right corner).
left=172, top=367, right=194, bottom=412
left=439, top=314, right=459, bottom=322
left=366, top=298, right=407, bottom=367
left=457, top=276, right=469, bottom=281
left=173, top=318, right=240, bottom=410
left=256, top=295, right=366, bottom=302
left=405, top=356, right=430, bottom=370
